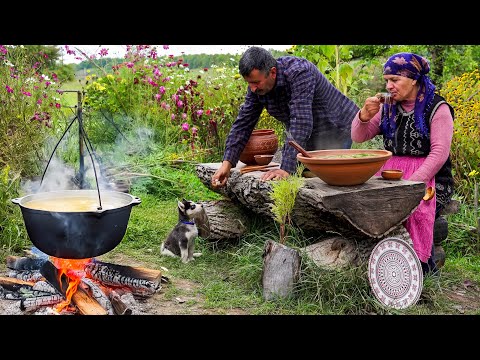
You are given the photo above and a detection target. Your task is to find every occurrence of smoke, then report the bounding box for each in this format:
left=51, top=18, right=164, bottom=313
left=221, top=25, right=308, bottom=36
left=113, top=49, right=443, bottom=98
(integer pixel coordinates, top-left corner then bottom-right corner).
left=20, top=121, right=156, bottom=196
left=21, top=157, right=77, bottom=194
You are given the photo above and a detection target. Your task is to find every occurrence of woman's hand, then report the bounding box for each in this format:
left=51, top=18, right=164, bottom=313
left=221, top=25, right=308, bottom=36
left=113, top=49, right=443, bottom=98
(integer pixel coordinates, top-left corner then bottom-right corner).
left=359, top=95, right=382, bottom=122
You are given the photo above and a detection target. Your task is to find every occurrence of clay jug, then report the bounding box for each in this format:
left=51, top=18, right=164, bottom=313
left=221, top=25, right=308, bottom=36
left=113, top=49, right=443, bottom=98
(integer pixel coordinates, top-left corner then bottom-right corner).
left=239, top=129, right=279, bottom=165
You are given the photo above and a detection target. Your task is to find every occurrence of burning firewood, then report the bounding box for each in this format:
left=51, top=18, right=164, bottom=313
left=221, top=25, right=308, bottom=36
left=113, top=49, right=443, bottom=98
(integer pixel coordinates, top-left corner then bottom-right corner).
left=72, top=287, right=108, bottom=315
left=6, top=255, right=47, bottom=271
left=0, top=276, right=34, bottom=289
left=84, top=261, right=161, bottom=297
left=107, top=289, right=132, bottom=315
left=33, top=280, right=60, bottom=294
left=7, top=270, right=44, bottom=282
left=81, top=278, right=115, bottom=315
left=20, top=294, right=64, bottom=312
left=39, top=260, right=108, bottom=315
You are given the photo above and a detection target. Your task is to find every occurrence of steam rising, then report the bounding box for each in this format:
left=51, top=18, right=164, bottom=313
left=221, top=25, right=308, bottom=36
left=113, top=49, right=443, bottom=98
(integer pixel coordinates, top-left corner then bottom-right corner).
left=20, top=125, right=155, bottom=196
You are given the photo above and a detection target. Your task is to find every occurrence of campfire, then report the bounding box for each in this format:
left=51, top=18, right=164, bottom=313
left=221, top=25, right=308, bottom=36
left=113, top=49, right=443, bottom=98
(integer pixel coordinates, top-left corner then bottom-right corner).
left=0, top=249, right=166, bottom=315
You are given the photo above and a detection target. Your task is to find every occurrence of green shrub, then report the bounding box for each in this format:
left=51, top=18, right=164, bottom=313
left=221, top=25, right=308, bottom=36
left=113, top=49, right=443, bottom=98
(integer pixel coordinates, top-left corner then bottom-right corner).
left=440, top=69, right=480, bottom=202
left=0, top=165, right=29, bottom=255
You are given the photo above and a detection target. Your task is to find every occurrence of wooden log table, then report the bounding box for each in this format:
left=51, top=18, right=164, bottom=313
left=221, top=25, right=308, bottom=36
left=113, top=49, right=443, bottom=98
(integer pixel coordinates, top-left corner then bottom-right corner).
left=195, top=162, right=425, bottom=240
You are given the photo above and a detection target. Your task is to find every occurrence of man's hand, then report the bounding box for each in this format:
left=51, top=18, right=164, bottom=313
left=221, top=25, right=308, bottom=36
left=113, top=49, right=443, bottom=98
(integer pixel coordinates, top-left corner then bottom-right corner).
left=260, top=168, right=289, bottom=181
left=211, top=161, right=233, bottom=188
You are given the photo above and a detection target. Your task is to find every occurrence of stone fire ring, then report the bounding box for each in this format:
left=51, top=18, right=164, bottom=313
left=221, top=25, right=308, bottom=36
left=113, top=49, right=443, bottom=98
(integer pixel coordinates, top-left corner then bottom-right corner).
left=368, top=237, right=423, bottom=309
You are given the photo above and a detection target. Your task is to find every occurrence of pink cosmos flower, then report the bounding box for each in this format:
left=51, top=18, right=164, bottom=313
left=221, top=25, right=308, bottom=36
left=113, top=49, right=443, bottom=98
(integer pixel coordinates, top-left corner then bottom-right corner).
left=99, top=48, right=108, bottom=57
left=182, top=123, right=189, bottom=131
left=147, top=78, right=158, bottom=87
left=5, top=85, right=13, bottom=93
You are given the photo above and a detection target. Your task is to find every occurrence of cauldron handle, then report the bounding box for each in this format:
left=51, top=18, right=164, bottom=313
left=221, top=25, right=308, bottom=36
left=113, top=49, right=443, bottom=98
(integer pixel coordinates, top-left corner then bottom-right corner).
left=40, top=115, right=78, bottom=190
left=79, top=122, right=103, bottom=210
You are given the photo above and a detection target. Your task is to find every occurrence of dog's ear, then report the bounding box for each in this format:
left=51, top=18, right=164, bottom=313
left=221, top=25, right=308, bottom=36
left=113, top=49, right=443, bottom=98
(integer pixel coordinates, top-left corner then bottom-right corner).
left=178, top=200, right=185, bottom=212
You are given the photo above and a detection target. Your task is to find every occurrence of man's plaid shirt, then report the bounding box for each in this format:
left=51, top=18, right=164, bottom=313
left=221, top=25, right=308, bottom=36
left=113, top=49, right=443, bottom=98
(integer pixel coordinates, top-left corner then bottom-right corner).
left=224, top=56, right=359, bottom=174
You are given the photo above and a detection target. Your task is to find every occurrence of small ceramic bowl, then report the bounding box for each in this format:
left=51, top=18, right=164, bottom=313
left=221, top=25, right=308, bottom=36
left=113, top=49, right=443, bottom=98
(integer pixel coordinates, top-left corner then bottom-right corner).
left=381, top=169, right=403, bottom=180
left=254, top=154, right=274, bottom=166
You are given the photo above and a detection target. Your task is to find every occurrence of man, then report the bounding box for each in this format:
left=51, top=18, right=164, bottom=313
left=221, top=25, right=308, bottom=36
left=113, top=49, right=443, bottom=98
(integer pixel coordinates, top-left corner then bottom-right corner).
left=211, top=46, right=359, bottom=187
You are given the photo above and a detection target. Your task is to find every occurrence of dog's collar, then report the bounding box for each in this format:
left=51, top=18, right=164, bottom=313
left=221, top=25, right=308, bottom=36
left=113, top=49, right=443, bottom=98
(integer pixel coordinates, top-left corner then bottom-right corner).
left=181, top=220, right=195, bottom=225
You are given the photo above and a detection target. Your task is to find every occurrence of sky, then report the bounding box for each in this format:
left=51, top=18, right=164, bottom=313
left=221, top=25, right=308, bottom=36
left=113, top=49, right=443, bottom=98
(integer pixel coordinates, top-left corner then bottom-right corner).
left=61, top=45, right=292, bottom=64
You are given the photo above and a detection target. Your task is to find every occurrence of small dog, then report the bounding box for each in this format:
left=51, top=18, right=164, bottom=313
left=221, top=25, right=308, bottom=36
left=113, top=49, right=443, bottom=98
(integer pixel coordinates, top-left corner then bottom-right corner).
left=160, top=199, right=209, bottom=263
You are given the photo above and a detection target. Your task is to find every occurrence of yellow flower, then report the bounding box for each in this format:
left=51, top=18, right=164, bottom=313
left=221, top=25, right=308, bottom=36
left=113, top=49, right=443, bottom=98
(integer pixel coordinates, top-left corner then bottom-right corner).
left=468, top=170, right=479, bottom=178
left=94, top=82, right=106, bottom=91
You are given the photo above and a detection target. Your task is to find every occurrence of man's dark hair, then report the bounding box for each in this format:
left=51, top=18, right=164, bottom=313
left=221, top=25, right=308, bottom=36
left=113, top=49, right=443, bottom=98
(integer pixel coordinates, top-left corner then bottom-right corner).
left=239, top=46, right=277, bottom=77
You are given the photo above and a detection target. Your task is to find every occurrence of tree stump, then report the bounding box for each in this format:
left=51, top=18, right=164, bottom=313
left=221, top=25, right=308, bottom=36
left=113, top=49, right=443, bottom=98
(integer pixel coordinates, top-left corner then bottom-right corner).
left=303, top=224, right=414, bottom=269
left=304, top=236, right=360, bottom=269
left=262, top=240, right=301, bottom=300
left=198, top=200, right=251, bottom=241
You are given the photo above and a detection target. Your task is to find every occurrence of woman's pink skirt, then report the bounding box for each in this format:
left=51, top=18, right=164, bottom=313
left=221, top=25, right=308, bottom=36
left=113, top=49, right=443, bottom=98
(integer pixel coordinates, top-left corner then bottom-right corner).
left=376, top=156, right=436, bottom=263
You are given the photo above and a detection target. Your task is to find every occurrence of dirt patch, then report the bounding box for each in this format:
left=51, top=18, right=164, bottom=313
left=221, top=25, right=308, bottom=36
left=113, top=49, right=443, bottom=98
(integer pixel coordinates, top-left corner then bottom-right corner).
left=441, top=282, right=480, bottom=314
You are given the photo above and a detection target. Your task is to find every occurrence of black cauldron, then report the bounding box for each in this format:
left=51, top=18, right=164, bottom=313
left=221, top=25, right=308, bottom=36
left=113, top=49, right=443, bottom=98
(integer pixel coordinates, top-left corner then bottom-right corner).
left=11, top=190, right=141, bottom=259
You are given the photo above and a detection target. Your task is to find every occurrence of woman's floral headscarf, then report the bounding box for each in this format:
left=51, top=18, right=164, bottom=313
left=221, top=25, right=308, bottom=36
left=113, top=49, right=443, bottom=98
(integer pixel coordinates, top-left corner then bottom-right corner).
left=381, top=52, right=435, bottom=139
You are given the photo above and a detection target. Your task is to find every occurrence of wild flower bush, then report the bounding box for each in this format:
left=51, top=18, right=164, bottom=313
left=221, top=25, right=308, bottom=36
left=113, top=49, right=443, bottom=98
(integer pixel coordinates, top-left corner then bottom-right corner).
left=0, top=45, right=64, bottom=176
left=440, top=69, right=480, bottom=202
left=70, top=45, right=248, bottom=163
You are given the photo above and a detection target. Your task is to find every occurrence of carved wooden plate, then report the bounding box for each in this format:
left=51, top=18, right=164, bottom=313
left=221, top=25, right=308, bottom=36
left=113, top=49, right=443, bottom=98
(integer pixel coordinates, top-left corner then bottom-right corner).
left=368, top=237, right=423, bottom=309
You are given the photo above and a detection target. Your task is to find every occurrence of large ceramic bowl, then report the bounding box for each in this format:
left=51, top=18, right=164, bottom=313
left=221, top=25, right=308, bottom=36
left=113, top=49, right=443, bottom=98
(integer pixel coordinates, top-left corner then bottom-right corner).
left=297, top=149, right=392, bottom=186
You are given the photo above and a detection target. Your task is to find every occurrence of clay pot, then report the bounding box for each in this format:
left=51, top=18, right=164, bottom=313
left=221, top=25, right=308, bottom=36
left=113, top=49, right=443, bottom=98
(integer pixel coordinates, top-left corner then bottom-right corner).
left=381, top=169, right=403, bottom=180
left=254, top=154, right=274, bottom=166
left=296, top=149, right=392, bottom=186
left=239, top=129, right=278, bottom=165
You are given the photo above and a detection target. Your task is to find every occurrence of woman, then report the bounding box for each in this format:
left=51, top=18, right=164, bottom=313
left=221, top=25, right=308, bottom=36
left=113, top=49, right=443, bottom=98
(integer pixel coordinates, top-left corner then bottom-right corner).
left=351, top=52, right=454, bottom=274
